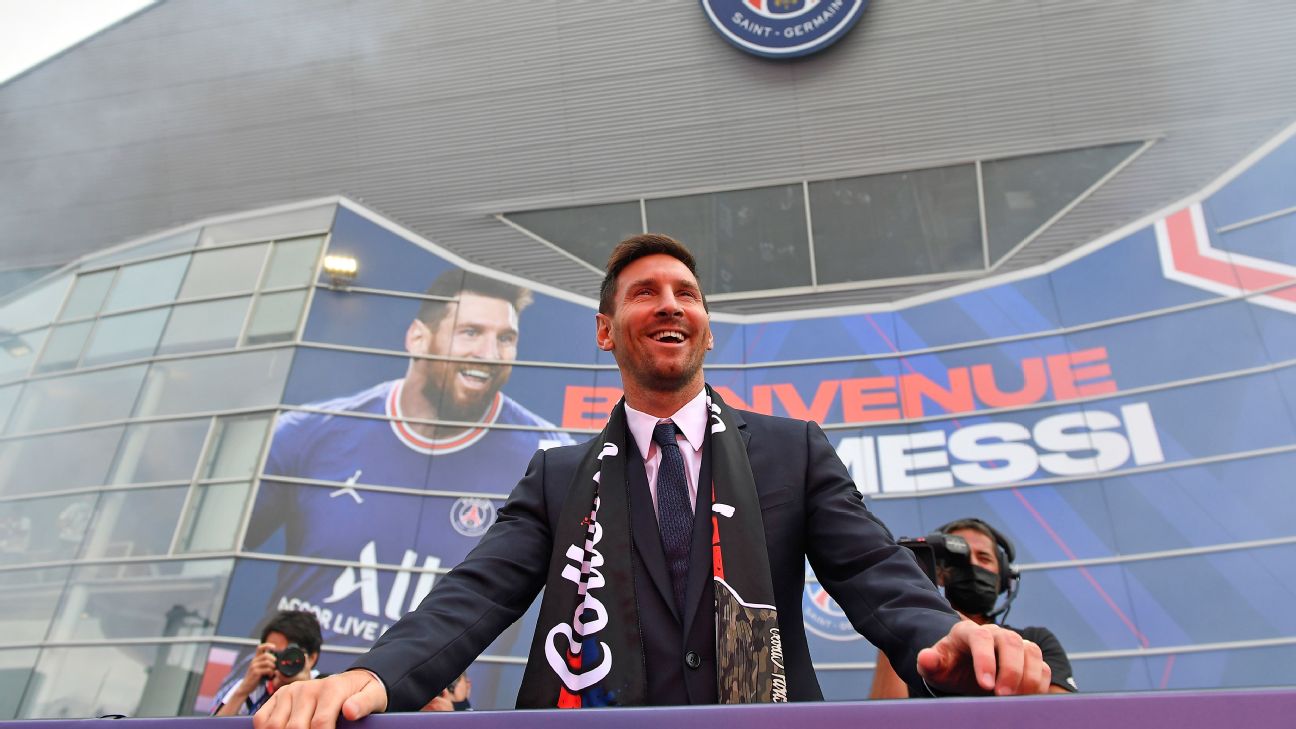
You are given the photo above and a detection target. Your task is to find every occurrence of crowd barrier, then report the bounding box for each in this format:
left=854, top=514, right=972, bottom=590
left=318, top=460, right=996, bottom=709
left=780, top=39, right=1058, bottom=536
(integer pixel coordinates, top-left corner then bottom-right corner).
left=3, top=687, right=1294, bottom=729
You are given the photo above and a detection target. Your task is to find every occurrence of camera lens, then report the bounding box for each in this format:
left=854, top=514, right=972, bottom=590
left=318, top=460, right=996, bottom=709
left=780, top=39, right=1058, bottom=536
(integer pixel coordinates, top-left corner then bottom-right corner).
left=275, top=644, right=307, bottom=677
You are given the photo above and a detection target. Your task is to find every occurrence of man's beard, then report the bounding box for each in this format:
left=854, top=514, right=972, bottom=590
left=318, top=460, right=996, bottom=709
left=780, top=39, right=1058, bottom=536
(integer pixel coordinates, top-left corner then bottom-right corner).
left=421, top=365, right=508, bottom=425
left=627, top=347, right=706, bottom=394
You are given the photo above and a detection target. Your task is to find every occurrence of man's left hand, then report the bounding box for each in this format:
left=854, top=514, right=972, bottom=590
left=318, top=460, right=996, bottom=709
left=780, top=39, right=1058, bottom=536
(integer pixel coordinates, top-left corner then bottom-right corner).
left=917, top=620, right=1051, bottom=696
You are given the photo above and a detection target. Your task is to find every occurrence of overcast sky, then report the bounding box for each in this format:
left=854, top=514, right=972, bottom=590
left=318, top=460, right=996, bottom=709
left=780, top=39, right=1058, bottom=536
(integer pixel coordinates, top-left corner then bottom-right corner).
left=0, top=0, right=155, bottom=84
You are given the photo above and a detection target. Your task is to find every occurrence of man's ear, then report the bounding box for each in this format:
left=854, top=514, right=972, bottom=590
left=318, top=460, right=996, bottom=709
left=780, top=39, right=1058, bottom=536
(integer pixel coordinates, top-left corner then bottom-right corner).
left=595, top=313, right=614, bottom=352
left=306, top=651, right=319, bottom=670
left=406, top=318, right=430, bottom=356
left=706, top=327, right=715, bottom=351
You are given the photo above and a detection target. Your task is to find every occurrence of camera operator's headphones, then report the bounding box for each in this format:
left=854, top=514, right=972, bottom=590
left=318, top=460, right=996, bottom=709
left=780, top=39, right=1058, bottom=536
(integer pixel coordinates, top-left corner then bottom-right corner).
left=936, top=518, right=1021, bottom=620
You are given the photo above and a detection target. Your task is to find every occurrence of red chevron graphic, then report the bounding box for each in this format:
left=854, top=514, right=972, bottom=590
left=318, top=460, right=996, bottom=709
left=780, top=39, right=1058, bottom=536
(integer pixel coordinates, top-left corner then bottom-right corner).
left=1155, top=204, right=1296, bottom=313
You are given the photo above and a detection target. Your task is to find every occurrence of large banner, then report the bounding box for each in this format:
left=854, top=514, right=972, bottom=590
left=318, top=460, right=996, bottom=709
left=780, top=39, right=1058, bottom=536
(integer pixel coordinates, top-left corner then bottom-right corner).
left=213, top=130, right=1296, bottom=702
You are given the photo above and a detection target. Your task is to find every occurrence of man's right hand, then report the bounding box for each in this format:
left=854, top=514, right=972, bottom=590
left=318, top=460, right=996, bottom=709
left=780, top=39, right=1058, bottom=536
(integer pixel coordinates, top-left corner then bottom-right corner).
left=253, top=669, right=388, bottom=729
left=238, top=643, right=277, bottom=694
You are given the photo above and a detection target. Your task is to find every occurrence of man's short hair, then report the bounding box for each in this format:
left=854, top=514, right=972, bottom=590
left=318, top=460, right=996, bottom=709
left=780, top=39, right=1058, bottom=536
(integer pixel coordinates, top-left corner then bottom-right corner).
left=259, top=610, right=323, bottom=655
left=599, top=233, right=707, bottom=315
left=416, top=269, right=534, bottom=327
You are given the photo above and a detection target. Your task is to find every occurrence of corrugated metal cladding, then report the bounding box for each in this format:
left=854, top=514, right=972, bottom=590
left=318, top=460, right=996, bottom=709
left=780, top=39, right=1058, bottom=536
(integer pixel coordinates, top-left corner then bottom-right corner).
left=1, top=0, right=1294, bottom=312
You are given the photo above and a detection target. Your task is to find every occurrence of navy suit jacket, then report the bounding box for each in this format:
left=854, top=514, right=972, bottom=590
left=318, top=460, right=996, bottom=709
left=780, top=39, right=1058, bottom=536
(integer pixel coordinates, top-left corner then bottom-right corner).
left=354, top=408, right=959, bottom=709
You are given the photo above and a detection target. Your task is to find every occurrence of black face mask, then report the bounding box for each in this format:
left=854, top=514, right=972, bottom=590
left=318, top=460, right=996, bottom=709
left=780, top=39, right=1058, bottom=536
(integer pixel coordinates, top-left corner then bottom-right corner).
left=942, top=563, right=1000, bottom=617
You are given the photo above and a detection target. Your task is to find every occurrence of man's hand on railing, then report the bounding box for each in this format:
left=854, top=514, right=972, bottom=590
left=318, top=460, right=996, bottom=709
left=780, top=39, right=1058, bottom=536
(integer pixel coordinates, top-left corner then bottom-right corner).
left=917, top=620, right=1052, bottom=696
left=252, top=669, right=388, bottom=729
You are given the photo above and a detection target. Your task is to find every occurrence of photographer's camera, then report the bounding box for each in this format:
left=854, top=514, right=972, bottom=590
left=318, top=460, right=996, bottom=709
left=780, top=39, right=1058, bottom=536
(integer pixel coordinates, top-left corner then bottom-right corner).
left=272, top=644, right=307, bottom=678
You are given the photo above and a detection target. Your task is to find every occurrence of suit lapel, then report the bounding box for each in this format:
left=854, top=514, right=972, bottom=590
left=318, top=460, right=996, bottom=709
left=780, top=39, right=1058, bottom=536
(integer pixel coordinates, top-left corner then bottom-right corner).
left=625, top=454, right=679, bottom=621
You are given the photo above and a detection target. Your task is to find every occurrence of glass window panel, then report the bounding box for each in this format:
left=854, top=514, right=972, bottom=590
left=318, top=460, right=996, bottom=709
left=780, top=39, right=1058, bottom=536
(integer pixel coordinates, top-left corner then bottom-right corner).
left=0, top=266, right=59, bottom=298
left=6, top=365, right=147, bottom=435
left=78, top=486, right=189, bottom=559
left=0, top=384, right=18, bottom=432
left=645, top=184, right=813, bottom=294
left=84, top=228, right=200, bottom=268
left=197, top=204, right=335, bottom=248
left=47, top=559, right=231, bottom=642
left=818, top=668, right=875, bottom=702
left=110, top=419, right=210, bottom=485
left=0, top=494, right=96, bottom=565
left=0, top=327, right=44, bottom=381
left=156, top=297, right=249, bottom=355
left=242, top=290, right=306, bottom=346
left=58, top=269, right=116, bottom=320
left=1145, top=643, right=1296, bottom=691
left=1118, top=544, right=1296, bottom=646
left=505, top=202, right=643, bottom=270
left=102, top=255, right=190, bottom=313
left=261, top=236, right=324, bottom=289
left=177, top=244, right=268, bottom=300
left=0, top=648, right=40, bottom=720
left=80, top=309, right=170, bottom=367
left=810, top=164, right=982, bottom=283
left=0, top=568, right=68, bottom=644
left=984, top=142, right=1141, bottom=263
left=32, top=320, right=92, bottom=373
left=0, top=273, right=71, bottom=332
left=176, top=482, right=251, bottom=553
left=19, top=642, right=208, bottom=719
left=201, top=414, right=271, bottom=480
left=0, top=425, right=124, bottom=498
left=133, top=351, right=291, bottom=418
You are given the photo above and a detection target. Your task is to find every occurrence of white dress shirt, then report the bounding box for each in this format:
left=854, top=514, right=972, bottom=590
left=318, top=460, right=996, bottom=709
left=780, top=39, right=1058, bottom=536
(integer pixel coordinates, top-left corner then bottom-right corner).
left=624, top=388, right=708, bottom=518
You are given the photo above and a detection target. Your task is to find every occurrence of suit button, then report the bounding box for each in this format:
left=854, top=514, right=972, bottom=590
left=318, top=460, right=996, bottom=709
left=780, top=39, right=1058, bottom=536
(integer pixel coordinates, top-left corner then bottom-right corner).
left=685, top=651, right=701, bottom=669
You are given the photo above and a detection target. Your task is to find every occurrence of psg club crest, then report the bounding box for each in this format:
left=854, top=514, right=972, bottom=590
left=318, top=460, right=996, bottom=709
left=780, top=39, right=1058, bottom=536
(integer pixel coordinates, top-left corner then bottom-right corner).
left=450, top=497, right=498, bottom=537
left=700, top=0, right=869, bottom=59
left=802, top=582, right=858, bottom=641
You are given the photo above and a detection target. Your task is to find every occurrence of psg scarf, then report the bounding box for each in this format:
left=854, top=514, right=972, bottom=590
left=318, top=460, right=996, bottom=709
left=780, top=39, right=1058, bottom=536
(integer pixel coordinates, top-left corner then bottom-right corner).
left=517, top=386, right=786, bottom=707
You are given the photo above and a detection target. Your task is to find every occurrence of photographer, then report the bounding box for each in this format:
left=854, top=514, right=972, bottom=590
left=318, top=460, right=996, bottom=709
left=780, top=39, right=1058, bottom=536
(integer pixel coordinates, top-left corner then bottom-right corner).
left=419, top=673, right=472, bottom=712
left=213, top=611, right=324, bottom=716
left=870, top=518, right=1077, bottom=698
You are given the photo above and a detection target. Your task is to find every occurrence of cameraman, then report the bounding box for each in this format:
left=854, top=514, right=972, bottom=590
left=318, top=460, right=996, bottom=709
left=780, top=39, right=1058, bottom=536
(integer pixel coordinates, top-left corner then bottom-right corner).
left=214, top=610, right=324, bottom=716
left=870, top=518, right=1077, bottom=698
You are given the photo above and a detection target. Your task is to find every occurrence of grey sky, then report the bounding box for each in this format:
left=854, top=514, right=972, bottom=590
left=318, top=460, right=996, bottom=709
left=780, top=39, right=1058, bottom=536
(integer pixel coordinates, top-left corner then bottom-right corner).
left=0, top=0, right=154, bottom=84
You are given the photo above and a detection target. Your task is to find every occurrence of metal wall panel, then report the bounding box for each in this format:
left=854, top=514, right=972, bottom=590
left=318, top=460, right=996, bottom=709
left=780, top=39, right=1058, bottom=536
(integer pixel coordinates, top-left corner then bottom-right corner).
left=2, top=0, right=1294, bottom=312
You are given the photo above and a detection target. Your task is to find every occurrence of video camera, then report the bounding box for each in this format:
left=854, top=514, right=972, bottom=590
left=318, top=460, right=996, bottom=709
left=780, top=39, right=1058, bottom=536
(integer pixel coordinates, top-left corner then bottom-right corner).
left=271, top=643, right=307, bottom=677
left=896, top=533, right=973, bottom=585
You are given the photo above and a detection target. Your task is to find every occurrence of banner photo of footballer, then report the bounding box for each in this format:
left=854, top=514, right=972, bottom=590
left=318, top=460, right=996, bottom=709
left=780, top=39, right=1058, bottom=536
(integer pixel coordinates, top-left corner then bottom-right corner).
left=221, top=213, right=602, bottom=652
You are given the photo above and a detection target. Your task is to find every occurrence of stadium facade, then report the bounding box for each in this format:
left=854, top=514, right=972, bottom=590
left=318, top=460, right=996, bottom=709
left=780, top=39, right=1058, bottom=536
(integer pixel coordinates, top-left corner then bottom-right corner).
left=1, top=0, right=1294, bottom=718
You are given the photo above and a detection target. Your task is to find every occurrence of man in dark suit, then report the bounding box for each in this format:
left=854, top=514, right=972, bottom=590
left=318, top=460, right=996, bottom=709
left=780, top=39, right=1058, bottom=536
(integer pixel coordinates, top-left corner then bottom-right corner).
left=255, top=235, right=1049, bottom=728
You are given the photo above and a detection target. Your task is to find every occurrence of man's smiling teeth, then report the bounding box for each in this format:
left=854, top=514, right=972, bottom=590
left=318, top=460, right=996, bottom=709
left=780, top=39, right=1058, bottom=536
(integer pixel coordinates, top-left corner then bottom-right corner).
left=653, top=330, right=686, bottom=343
left=461, top=368, right=491, bottom=381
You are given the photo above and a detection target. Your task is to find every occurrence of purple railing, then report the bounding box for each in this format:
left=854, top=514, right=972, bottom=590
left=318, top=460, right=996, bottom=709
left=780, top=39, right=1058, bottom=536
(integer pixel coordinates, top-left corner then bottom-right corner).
left=3, top=688, right=1293, bottom=728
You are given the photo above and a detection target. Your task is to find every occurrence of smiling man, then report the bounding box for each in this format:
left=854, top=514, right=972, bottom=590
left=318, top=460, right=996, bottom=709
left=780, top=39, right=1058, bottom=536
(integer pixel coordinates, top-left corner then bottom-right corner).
left=399, top=272, right=529, bottom=440
left=254, top=235, right=1048, bottom=729
left=244, top=269, right=572, bottom=648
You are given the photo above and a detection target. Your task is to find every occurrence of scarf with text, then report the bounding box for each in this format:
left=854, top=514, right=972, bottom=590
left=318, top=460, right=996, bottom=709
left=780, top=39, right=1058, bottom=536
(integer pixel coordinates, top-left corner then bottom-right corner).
left=517, top=386, right=786, bottom=707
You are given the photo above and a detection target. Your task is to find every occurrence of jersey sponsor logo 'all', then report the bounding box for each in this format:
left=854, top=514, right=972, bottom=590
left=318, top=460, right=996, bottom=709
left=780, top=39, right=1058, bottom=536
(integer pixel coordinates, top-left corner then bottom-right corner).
left=700, top=0, right=869, bottom=59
